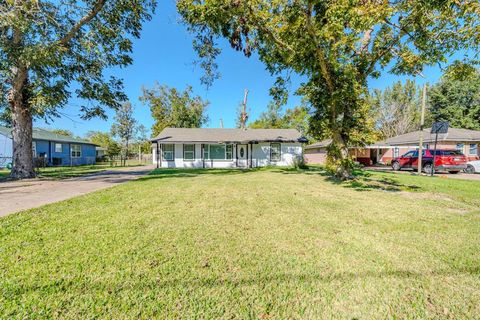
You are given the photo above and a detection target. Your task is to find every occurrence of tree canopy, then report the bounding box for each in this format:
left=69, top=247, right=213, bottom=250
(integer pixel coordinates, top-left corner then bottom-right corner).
left=1, top=0, right=156, bottom=178
left=249, top=103, right=311, bottom=139
left=177, top=0, right=480, bottom=178
left=140, top=84, right=209, bottom=137
left=429, top=69, right=480, bottom=130
left=371, top=80, right=426, bottom=139
left=49, top=129, right=74, bottom=137
left=86, top=131, right=114, bottom=148
left=111, top=102, right=137, bottom=165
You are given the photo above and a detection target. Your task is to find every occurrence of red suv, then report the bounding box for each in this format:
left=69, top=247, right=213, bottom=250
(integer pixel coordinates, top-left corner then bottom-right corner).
left=391, top=149, right=467, bottom=174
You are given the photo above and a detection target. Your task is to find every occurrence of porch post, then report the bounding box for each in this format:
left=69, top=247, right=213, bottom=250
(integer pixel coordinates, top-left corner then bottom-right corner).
left=235, top=144, right=238, bottom=167
left=156, top=141, right=160, bottom=168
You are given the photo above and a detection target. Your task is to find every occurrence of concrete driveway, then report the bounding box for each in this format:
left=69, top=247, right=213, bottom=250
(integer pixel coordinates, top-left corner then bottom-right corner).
left=0, top=165, right=154, bottom=217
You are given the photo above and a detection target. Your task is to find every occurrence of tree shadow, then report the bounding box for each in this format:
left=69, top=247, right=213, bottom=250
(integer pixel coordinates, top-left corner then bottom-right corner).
left=10, top=265, right=479, bottom=297
left=133, top=166, right=423, bottom=193
left=134, top=167, right=258, bottom=182
left=275, top=166, right=422, bottom=192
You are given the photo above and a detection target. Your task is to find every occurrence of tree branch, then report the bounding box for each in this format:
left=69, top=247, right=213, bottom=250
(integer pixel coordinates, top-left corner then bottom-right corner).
left=303, top=4, right=334, bottom=94
left=57, top=0, right=106, bottom=46
left=357, top=28, right=374, bottom=55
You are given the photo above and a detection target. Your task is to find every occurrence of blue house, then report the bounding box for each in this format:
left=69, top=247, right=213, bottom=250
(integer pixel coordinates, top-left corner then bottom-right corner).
left=0, top=126, right=97, bottom=167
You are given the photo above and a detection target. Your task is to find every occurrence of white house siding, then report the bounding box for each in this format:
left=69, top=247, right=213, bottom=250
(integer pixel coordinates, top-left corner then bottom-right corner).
left=152, top=142, right=303, bottom=168
left=0, top=132, right=13, bottom=168
left=251, top=143, right=302, bottom=167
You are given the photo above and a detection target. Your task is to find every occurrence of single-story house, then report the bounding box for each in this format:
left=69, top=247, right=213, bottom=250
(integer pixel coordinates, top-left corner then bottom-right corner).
left=151, top=127, right=308, bottom=168
left=0, top=126, right=97, bottom=167
left=304, top=127, right=480, bottom=165
left=96, top=146, right=107, bottom=159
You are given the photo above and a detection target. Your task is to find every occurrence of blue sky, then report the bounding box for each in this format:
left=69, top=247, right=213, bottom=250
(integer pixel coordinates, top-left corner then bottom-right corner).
left=36, top=1, right=448, bottom=138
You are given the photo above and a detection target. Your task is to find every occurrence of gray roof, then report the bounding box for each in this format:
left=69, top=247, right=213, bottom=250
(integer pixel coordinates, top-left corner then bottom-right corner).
left=151, top=127, right=307, bottom=143
left=305, top=127, right=480, bottom=150
left=384, top=127, right=480, bottom=145
left=304, top=139, right=332, bottom=149
left=0, top=126, right=96, bottom=145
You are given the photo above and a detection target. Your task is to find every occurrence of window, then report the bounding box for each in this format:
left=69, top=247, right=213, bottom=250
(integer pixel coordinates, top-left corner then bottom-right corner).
left=226, top=144, right=233, bottom=160
left=32, top=142, right=36, bottom=157
left=413, top=150, right=426, bottom=157
left=469, top=144, right=478, bottom=155
left=71, top=144, right=81, bottom=158
left=402, top=151, right=415, bottom=158
left=162, top=144, right=174, bottom=161
left=432, top=150, right=463, bottom=156
left=203, top=144, right=233, bottom=160
left=393, top=147, right=399, bottom=158
left=183, top=144, right=195, bottom=161
left=270, top=143, right=281, bottom=162
left=55, top=143, right=62, bottom=153
left=203, top=144, right=209, bottom=160
left=456, top=143, right=464, bottom=152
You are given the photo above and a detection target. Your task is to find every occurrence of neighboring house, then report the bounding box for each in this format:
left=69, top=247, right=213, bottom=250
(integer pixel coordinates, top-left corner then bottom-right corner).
left=0, top=126, right=13, bottom=168
left=303, top=139, right=331, bottom=165
left=96, top=147, right=107, bottom=159
left=0, top=126, right=97, bottom=167
left=305, top=127, right=480, bottom=165
left=151, top=127, right=307, bottom=168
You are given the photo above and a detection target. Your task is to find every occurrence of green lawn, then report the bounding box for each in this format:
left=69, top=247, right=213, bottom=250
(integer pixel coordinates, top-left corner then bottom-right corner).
left=0, top=168, right=9, bottom=178
left=0, top=160, right=146, bottom=180
left=1, top=168, right=479, bottom=318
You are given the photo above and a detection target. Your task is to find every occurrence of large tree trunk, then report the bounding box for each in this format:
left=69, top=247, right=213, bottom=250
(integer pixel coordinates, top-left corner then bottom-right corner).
left=326, top=131, right=353, bottom=180
left=9, top=66, right=35, bottom=179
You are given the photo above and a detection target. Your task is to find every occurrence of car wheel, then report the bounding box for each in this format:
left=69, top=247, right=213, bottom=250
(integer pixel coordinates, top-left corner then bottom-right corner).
left=448, top=171, right=460, bottom=174
left=392, top=161, right=401, bottom=171
left=423, top=163, right=434, bottom=174
left=465, top=165, right=476, bottom=174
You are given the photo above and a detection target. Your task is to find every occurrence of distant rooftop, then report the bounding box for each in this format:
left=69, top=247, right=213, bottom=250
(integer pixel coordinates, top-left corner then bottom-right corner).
left=381, top=127, right=480, bottom=145
left=305, top=127, right=480, bottom=149
left=152, top=127, right=308, bottom=143
left=0, top=126, right=96, bottom=145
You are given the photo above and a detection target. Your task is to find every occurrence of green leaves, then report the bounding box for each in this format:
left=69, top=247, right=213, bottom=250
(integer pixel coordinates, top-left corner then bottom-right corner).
left=140, top=84, right=209, bottom=137
left=178, top=0, right=478, bottom=177
left=0, top=0, right=156, bottom=121
left=429, top=68, right=480, bottom=130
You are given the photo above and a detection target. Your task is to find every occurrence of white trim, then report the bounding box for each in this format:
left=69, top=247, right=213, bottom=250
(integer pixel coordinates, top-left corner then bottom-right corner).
left=71, top=144, right=82, bottom=158
left=55, top=143, right=62, bottom=153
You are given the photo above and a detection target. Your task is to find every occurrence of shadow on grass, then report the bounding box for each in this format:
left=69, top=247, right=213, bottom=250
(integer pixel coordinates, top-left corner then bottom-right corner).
left=135, top=167, right=259, bottom=182
left=10, top=266, right=479, bottom=296
left=136, top=166, right=422, bottom=192
left=276, top=166, right=422, bottom=192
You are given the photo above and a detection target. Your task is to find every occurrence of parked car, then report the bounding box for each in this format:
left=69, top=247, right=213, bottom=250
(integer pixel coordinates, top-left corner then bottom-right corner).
left=391, top=149, right=467, bottom=174
left=465, top=160, right=480, bottom=174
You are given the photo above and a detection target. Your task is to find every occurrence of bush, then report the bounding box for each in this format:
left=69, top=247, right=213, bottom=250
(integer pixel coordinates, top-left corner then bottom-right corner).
left=293, top=155, right=308, bottom=169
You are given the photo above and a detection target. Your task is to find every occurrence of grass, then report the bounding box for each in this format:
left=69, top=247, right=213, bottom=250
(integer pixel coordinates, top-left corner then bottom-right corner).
left=0, top=168, right=9, bottom=178
left=0, top=160, right=147, bottom=180
left=1, top=167, right=479, bottom=318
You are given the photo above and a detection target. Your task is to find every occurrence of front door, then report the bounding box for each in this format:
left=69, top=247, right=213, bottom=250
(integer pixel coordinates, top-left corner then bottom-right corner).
left=237, top=144, right=248, bottom=167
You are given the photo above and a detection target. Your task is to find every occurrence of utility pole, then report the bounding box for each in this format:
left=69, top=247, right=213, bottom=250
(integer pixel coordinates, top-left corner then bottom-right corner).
left=417, top=84, right=427, bottom=174
left=241, top=89, right=249, bottom=130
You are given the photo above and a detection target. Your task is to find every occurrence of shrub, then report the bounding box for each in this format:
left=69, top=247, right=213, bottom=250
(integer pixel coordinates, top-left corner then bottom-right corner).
left=293, top=155, right=308, bottom=169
